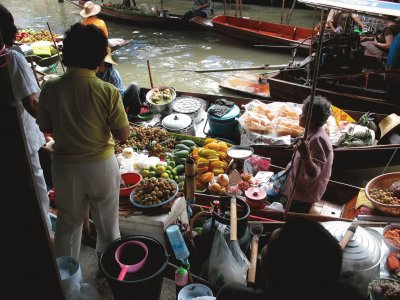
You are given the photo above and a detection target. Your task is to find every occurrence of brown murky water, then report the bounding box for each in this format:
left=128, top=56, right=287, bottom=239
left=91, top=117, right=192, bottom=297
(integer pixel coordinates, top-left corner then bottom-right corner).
left=3, top=0, right=316, bottom=94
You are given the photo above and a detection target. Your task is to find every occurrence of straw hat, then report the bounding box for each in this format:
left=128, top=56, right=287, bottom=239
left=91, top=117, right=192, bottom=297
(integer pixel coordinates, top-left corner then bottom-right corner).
left=379, top=113, right=400, bottom=140
left=104, top=47, right=117, bottom=65
left=80, top=1, right=101, bottom=18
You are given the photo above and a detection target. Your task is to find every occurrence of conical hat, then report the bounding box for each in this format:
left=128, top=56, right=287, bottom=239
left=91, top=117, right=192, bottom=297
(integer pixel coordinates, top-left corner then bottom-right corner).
left=80, top=1, right=101, bottom=18
left=104, top=47, right=117, bottom=65
left=379, top=113, right=400, bottom=140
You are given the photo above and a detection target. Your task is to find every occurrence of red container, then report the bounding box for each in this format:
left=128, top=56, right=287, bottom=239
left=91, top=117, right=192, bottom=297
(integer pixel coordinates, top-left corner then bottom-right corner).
left=120, top=172, right=142, bottom=197
left=245, top=187, right=268, bottom=209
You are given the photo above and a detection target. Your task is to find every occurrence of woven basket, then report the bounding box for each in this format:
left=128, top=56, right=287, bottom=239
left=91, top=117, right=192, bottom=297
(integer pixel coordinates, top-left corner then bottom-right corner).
left=365, top=172, right=400, bottom=217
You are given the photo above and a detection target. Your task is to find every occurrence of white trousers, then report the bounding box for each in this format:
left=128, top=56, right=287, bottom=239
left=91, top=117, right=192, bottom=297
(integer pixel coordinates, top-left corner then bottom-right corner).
left=31, top=151, right=52, bottom=233
left=52, top=155, right=121, bottom=259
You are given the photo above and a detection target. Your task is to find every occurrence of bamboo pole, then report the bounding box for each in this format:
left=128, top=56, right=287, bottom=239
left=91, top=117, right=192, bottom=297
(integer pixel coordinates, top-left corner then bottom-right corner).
left=146, top=60, right=154, bottom=89
left=306, top=7, right=318, bottom=85
left=239, top=0, right=243, bottom=18
left=46, top=22, right=65, bottom=74
left=280, top=0, right=286, bottom=24
left=283, top=9, right=326, bottom=219
left=286, top=0, right=297, bottom=24
left=184, top=157, right=195, bottom=218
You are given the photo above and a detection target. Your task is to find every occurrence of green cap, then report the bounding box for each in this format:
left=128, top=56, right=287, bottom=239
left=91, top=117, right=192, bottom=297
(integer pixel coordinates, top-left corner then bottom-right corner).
left=177, top=267, right=187, bottom=275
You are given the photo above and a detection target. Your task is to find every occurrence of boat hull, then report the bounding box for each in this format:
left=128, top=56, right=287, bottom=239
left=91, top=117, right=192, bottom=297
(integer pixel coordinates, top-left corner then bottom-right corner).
left=268, top=70, right=400, bottom=114
left=211, top=15, right=314, bottom=54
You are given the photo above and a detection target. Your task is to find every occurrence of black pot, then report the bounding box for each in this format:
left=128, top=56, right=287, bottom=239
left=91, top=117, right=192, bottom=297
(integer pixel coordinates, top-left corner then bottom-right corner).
left=196, top=197, right=251, bottom=267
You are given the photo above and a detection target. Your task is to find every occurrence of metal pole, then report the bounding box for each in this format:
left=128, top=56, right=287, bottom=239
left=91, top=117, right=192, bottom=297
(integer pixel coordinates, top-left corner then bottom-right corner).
left=283, top=9, right=326, bottom=219
left=286, top=0, right=297, bottom=24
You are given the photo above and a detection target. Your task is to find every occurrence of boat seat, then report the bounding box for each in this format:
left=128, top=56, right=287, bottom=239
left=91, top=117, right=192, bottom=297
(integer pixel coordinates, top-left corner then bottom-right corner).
left=309, top=200, right=343, bottom=218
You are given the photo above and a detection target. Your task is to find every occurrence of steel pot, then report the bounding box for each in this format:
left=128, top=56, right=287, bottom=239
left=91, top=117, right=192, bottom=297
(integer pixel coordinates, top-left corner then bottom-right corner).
left=146, top=88, right=176, bottom=115
left=161, top=113, right=195, bottom=135
left=322, top=221, right=382, bottom=298
left=172, top=96, right=205, bottom=123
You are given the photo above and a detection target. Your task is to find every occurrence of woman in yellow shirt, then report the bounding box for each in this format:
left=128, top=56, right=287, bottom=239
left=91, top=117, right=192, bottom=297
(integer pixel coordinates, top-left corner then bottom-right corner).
left=80, top=1, right=108, bottom=38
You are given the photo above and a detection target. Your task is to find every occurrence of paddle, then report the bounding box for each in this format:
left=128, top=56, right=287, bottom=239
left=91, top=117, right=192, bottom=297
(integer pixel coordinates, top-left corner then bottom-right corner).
left=179, top=63, right=290, bottom=73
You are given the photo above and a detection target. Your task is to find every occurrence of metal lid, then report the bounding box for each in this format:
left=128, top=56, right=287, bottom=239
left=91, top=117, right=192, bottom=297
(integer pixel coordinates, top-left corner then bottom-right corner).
left=172, top=97, right=202, bottom=114
left=208, top=104, right=240, bottom=121
left=162, top=113, right=192, bottom=130
left=322, top=221, right=381, bottom=272
left=245, top=187, right=266, bottom=200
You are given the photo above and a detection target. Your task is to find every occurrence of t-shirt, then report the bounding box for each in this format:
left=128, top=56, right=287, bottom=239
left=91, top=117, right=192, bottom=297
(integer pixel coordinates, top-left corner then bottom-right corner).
left=96, top=65, right=125, bottom=94
left=82, top=17, right=108, bottom=38
left=377, top=23, right=400, bottom=43
left=282, top=127, right=333, bottom=204
left=7, top=50, right=45, bottom=155
left=192, top=0, right=212, bottom=17
left=37, top=67, right=128, bottom=163
left=387, top=33, right=400, bottom=69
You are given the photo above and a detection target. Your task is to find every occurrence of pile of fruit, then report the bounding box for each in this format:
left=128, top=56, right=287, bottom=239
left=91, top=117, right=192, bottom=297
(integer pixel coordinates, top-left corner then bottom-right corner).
left=114, top=126, right=175, bottom=158
left=139, top=139, right=200, bottom=190
left=132, top=177, right=177, bottom=206
left=192, top=138, right=230, bottom=191
left=16, top=28, right=61, bottom=44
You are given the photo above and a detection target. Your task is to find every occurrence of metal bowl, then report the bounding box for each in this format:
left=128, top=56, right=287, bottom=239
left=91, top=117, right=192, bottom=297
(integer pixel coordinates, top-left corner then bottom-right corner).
left=145, top=87, right=176, bottom=115
left=365, top=172, right=400, bottom=216
left=383, top=224, right=400, bottom=252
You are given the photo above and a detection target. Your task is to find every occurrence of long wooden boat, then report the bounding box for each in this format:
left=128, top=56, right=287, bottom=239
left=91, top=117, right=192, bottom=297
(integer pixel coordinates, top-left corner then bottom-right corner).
left=268, top=69, right=400, bottom=114
left=35, top=81, right=399, bottom=182
left=67, top=0, right=200, bottom=30
left=134, top=88, right=400, bottom=183
left=211, top=15, right=314, bottom=54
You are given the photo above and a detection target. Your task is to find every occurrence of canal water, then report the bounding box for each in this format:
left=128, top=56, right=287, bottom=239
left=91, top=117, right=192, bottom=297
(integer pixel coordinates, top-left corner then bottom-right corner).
left=3, top=0, right=316, bottom=94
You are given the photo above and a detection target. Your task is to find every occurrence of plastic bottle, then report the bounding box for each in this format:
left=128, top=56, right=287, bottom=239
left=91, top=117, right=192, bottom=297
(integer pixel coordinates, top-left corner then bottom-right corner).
left=175, top=267, right=188, bottom=299
left=166, top=225, right=190, bottom=262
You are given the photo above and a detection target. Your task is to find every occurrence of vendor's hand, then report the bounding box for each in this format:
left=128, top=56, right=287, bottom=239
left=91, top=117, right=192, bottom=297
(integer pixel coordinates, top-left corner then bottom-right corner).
left=296, top=138, right=312, bottom=161
left=373, top=37, right=378, bottom=46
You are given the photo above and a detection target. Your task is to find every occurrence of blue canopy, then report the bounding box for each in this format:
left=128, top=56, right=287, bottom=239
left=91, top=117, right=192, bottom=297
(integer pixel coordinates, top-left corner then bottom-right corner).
left=298, top=0, right=400, bottom=17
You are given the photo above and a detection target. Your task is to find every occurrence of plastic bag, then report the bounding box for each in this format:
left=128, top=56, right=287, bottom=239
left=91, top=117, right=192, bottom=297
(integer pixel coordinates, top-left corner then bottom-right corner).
left=266, top=170, right=289, bottom=202
left=207, top=224, right=249, bottom=286
left=243, top=155, right=271, bottom=175
left=79, top=283, right=106, bottom=300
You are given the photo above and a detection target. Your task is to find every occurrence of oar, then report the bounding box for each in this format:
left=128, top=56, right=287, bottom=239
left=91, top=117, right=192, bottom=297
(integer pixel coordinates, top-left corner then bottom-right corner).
left=179, top=64, right=289, bottom=73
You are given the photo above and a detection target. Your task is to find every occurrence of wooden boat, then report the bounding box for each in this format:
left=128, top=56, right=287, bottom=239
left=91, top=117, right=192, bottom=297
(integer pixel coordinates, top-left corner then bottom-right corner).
left=135, top=88, right=400, bottom=181
left=267, top=69, right=400, bottom=115
left=211, top=15, right=314, bottom=54
left=219, top=71, right=271, bottom=98
left=67, top=0, right=200, bottom=30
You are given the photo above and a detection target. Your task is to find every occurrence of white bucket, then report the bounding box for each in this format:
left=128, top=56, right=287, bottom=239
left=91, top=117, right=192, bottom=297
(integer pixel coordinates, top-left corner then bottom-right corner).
left=56, top=256, right=83, bottom=299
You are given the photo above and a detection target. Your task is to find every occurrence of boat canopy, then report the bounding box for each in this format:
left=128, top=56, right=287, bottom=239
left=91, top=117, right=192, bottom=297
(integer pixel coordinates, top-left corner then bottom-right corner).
left=299, top=0, right=400, bottom=17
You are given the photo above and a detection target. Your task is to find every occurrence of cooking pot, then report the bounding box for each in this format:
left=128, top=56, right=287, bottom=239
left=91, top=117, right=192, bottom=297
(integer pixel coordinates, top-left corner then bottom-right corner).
left=161, top=113, right=195, bottom=135
left=172, top=96, right=205, bottom=123
left=146, top=88, right=176, bottom=115
left=245, top=187, right=268, bottom=209
left=322, top=221, right=382, bottom=298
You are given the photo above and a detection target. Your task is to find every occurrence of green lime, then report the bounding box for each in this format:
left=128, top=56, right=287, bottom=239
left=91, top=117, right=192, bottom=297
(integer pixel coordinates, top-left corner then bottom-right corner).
left=165, top=170, right=172, bottom=175
left=171, top=169, right=177, bottom=176
left=149, top=166, right=156, bottom=172
left=156, top=165, right=166, bottom=175
left=161, top=172, right=169, bottom=179
left=149, top=171, right=156, bottom=177
left=174, top=176, right=180, bottom=181
left=141, top=169, right=150, bottom=178
left=168, top=161, right=176, bottom=168
left=166, top=166, right=173, bottom=171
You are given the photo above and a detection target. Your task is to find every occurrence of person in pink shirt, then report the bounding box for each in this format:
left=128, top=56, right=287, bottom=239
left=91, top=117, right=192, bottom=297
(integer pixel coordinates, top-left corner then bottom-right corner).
left=282, top=95, right=334, bottom=213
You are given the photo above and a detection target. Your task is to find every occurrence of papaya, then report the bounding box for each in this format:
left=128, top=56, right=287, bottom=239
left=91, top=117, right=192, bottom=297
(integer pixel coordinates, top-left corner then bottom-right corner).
left=201, top=172, right=214, bottom=183
left=212, top=168, right=225, bottom=176
left=205, top=142, right=221, bottom=151
left=196, top=166, right=209, bottom=173
left=196, top=157, right=209, bottom=168
left=210, top=160, right=225, bottom=168
left=173, top=165, right=185, bottom=175
left=205, top=138, right=218, bottom=144
left=199, top=148, right=218, bottom=158
left=207, top=155, right=220, bottom=162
